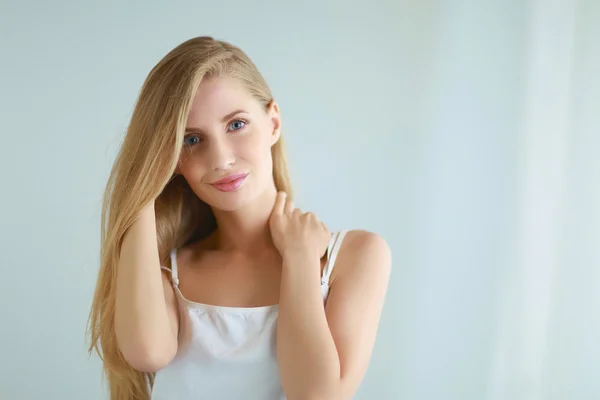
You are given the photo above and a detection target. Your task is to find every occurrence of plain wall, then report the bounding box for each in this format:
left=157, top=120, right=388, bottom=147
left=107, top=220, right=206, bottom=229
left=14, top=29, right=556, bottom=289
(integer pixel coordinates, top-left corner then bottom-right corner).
left=1, top=1, right=597, bottom=399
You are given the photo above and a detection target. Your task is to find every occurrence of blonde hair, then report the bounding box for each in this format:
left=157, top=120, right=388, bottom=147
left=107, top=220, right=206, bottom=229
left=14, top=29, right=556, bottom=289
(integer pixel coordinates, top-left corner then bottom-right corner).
left=87, top=36, right=293, bottom=400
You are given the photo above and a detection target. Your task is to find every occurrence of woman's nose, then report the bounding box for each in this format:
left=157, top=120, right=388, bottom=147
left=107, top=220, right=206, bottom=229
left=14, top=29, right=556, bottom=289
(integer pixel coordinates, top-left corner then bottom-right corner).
left=207, top=138, right=236, bottom=171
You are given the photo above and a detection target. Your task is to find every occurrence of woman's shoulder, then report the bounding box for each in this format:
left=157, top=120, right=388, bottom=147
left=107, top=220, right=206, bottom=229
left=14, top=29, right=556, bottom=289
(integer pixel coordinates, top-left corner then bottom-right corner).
left=338, top=229, right=390, bottom=254
left=330, top=229, right=391, bottom=282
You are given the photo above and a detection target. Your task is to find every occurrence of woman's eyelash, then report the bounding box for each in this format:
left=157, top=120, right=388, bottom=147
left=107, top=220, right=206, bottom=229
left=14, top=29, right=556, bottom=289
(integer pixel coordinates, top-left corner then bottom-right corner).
left=228, top=119, right=248, bottom=131
left=183, top=135, right=202, bottom=146
left=183, top=119, right=249, bottom=146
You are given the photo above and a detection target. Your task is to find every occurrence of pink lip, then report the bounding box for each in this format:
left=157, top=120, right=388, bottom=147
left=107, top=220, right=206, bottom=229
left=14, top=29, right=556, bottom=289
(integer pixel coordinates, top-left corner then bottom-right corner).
left=210, top=173, right=249, bottom=192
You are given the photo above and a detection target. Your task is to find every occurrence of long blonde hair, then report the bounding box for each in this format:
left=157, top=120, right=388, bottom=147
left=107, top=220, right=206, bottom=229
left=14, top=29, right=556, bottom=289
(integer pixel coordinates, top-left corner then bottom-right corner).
left=87, top=36, right=293, bottom=400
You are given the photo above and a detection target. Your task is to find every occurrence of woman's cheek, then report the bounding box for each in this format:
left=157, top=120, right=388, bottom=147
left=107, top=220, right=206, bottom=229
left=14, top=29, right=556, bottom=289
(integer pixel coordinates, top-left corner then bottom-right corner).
left=235, top=130, right=263, bottom=153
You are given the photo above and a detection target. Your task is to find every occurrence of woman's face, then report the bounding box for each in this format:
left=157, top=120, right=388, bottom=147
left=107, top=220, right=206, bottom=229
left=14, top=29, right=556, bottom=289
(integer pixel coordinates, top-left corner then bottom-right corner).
left=177, top=75, right=281, bottom=211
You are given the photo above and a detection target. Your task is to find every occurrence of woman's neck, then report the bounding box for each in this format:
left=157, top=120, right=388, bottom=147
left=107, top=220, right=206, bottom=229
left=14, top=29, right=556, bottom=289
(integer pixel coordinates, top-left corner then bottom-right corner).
left=211, top=185, right=279, bottom=256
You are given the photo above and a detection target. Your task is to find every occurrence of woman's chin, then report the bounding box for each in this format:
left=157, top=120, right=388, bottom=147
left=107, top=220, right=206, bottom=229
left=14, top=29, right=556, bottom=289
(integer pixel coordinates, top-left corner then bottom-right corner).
left=201, top=189, right=253, bottom=212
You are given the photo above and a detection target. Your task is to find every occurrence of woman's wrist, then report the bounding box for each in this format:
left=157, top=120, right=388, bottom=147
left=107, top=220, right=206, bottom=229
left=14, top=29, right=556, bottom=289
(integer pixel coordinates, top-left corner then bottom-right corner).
left=282, top=247, right=317, bottom=262
left=281, top=249, right=322, bottom=275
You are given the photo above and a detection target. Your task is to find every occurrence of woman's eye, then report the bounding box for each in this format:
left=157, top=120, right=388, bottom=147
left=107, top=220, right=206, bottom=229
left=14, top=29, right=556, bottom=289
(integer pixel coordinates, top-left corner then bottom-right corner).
left=184, top=120, right=246, bottom=146
left=228, top=120, right=247, bottom=131
left=184, top=135, right=202, bottom=146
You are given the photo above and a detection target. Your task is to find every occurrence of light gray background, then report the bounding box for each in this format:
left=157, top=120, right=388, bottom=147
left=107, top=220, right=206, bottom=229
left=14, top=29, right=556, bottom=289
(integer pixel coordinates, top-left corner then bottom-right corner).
left=1, top=1, right=598, bottom=399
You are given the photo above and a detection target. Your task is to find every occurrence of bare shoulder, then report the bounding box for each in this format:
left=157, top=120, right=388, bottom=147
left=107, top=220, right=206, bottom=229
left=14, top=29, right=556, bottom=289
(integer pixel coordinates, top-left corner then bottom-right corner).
left=159, top=255, right=177, bottom=304
left=323, top=230, right=392, bottom=397
left=160, top=268, right=177, bottom=303
left=160, top=267, right=180, bottom=334
left=330, top=229, right=392, bottom=283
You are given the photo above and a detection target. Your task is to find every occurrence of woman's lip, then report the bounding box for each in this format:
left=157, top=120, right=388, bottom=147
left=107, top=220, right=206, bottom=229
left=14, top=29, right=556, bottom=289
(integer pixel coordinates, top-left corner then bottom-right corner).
left=210, top=173, right=249, bottom=185
left=210, top=174, right=248, bottom=192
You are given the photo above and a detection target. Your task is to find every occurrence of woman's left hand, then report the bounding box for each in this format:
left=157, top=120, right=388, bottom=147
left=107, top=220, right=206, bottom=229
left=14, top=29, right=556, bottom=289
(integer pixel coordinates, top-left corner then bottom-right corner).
left=269, top=191, right=331, bottom=261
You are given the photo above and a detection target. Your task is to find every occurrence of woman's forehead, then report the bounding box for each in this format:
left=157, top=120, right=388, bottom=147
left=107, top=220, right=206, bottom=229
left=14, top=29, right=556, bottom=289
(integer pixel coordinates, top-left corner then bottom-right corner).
left=187, top=76, right=255, bottom=124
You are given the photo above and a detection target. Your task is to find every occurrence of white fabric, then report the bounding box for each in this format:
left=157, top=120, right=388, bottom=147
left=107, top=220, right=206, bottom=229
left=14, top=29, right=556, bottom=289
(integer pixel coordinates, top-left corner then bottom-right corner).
left=151, top=229, right=348, bottom=400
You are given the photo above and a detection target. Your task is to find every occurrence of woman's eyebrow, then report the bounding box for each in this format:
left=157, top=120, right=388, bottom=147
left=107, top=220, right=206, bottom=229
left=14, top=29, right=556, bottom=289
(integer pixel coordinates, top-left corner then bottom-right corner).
left=185, top=109, right=248, bottom=133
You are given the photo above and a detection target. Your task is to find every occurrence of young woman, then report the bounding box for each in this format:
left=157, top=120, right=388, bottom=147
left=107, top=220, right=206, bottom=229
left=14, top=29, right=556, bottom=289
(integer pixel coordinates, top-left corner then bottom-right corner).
left=87, top=36, right=391, bottom=400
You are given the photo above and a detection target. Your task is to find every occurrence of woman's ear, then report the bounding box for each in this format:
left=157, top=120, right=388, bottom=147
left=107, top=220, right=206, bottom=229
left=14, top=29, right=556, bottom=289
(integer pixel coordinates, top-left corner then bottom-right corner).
left=267, top=100, right=281, bottom=146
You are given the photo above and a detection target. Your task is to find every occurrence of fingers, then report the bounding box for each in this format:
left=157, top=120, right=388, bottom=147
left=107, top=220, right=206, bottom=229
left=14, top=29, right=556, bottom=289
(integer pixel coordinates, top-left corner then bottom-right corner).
left=272, top=191, right=287, bottom=215
left=274, top=191, right=316, bottom=217
left=284, top=197, right=295, bottom=214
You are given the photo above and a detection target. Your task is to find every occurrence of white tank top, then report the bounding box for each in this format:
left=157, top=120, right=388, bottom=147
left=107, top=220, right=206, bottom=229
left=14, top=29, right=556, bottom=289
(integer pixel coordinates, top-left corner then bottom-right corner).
left=151, top=229, right=348, bottom=400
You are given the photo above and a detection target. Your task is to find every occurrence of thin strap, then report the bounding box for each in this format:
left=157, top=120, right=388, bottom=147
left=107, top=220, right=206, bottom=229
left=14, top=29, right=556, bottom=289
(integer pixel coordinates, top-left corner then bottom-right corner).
left=325, top=233, right=337, bottom=263
left=321, top=229, right=348, bottom=285
left=170, top=248, right=180, bottom=286
left=160, top=249, right=180, bottom=287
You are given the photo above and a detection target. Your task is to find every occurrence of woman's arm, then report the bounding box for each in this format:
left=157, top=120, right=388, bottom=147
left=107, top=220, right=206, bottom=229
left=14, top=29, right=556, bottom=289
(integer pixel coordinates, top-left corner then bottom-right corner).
left=114, top=202, right=179, bottom=372
left=271, top=192, right=391, bottom=399
left=277, top=229, right=391, bottom=400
